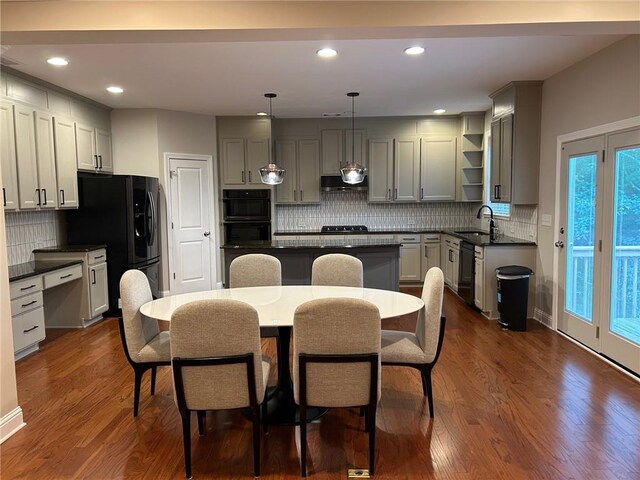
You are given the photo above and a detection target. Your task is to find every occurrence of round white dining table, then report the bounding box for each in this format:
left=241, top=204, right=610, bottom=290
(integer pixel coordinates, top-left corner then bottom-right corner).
left=140, top=285, right=424, bottom=426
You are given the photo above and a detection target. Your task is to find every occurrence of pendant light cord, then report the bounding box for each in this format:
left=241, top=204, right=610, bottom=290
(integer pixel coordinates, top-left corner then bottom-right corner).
left=352, top=94, right=355, bottom=164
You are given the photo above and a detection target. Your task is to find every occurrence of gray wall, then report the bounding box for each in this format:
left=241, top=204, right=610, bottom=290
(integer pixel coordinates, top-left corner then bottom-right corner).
left=536, top=35, right=640, bottom=315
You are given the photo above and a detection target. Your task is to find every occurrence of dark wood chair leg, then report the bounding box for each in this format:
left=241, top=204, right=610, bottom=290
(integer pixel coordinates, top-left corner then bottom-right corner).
left=197, top=411, right=206, bottom=437
left=133, top=367, right=144, bottom=417
left=364, top=407, right=369, bottom=432
left=181, top=412, right=192, bottom=480
left=252, top=406, right=261, bottom=477
left=423, top=367, right=434, bottom=418
left=368, top=404, right=376, bottom=475
left=359, top=406, right=365, bottom=417
left=150, top=366, right=157, bottom=395
left=420, top=367, right=428, bottom=397
left=300, top=404, right=307, bottom=477
left=261, top=401, right=269, bottom=434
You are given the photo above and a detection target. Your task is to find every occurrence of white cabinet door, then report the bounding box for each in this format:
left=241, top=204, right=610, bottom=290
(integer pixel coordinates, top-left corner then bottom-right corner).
left=499, top=114, right=513, bottom=203
left=221, top=138, right=246, bottom=185
left=34, top=111, right=57, bottom=208
left=489, top=119, right=501, bottom=202
left=89, top=262, right=109, bottom=317
left=345, top=129, right=366, bottom=168
left=420, top=137, right=456, bottom=201
left=14, top=105, right=39, bottom=209
left=451, top=248, right=460, bottom=292
left=298, top=139, right=320, bottom=203
left=422, top=243, right=441, bottom=280
left=320, top=129, right=343, bottom=175
left=0, top=101, right=19, bottom=210
left=368, top=138, right=393, bottom=202
left=394, top=138, right=420, bottom=201
left=95, top=128, right=113, bottom=173
left=399, top=243, right=421, bottom=281
left=75, top=122, right=97, bottom=171
left=246, top=138, right=270, bottom=185
left=53, top=117, right=79, bottom=208
left=474, top=257, right=484, bottom=309
left=274, top=140, right=297, bottom=203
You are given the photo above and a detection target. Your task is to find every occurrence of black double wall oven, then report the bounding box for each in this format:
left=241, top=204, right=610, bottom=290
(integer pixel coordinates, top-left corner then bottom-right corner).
left=223, top=189, right=271, bottom=245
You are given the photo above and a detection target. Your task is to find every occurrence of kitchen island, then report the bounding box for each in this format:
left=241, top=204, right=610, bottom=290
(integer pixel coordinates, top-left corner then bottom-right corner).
left=222, top=238, right=401, bottom=291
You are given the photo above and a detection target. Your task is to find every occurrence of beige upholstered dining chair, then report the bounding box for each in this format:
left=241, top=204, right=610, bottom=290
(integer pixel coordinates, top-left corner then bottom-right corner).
left=170, top=299, right=271, bottom=480
left=118, top=269, right=171, bottom=417
left=229, top=253, right=281, bottom=339
left=311, top=253, right=363, bottom=287
left=293, top=298, right=381, bottom=476
left=381, top=267, right=446, bottom=418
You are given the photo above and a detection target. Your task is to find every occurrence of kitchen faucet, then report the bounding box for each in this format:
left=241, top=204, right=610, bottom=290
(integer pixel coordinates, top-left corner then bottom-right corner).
left=476, top=205, right=496, bottom=241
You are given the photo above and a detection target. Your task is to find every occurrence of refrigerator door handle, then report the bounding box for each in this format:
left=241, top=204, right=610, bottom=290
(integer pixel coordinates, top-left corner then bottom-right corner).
left=147, top=191, right=156, bottom=246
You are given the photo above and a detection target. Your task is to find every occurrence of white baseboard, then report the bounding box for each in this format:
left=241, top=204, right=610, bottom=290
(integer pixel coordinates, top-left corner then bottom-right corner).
left=533, top=308, right=553, bottom=328
left=215, top=281, right=223, bottom=290
left=0, top=407, right=25, bottom=444
left=14, top=343, right=39, bottom=361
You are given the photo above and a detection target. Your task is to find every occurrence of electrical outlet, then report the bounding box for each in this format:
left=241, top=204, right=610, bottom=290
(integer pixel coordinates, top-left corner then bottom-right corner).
left=408, top=221, right=416, bottom=229
left=541, top=214, right=552, bottom=227
left=118, top=298, right=122, bottom=309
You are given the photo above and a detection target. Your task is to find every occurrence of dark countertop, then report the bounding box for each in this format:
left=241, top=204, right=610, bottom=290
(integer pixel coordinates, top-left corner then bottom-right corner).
left=33, top=245, right=107, bottom=253
left=273, top=229, right=536, bottom=246
left=223, top=238, right=401, bottom=249
left=9, top=260, right=84, bottom=283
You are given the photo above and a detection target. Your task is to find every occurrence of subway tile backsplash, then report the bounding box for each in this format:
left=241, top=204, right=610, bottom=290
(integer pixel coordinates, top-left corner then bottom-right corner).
left=4, top=210, right=62, bottom=266
left=275, top=191, right=537, bottom=243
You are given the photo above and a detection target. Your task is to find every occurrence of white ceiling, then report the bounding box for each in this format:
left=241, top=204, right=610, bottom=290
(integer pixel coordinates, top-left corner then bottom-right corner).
left=1, top=35, right=625, bottom=117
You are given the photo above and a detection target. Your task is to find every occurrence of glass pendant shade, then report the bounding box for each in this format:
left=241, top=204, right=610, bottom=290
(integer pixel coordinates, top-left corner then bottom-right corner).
left=340, top=92, right=366, bottom=185
left=259, top=163, right=286, bottom=185
left=260, top=93, right=286, bottom=185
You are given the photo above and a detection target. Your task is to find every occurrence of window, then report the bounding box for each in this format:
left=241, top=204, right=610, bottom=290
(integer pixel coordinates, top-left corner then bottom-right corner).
left=485, top=135, right=510, bottom=217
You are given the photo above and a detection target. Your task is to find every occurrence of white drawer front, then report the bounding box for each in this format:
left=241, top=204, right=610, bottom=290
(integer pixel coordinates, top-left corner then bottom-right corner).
left=88, top=249, right=107, bottom=265
left=396, top=234, right=421, bottom=243
left=10, top=276, right=44, bottom=299
left=43, top=264, right=83, bottom=289
left=13, top=307, right=46, bottom=353
left=422, top=234, right=440, bottom=243
left=10, top=291, right=43, bottom=316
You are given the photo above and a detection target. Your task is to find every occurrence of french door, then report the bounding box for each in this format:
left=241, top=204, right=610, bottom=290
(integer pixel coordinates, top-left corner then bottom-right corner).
left=558, top=127, right=640, bottom=374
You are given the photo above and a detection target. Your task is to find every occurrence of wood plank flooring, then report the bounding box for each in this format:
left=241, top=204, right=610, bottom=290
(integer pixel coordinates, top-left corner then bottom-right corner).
left=2, top=289, right=639, bottom=479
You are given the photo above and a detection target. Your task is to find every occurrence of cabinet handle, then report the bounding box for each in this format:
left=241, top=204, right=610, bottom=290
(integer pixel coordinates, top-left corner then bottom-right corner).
left=300, top=190, right=304, bottom=202
left=21, top=300, right=38, bottom=308
left=99, top=155, right=103, bottom=170
left=91, top=269, right=96, bottom=285
left=449, top=250, right=453, bottom=262
left=42, top=188, right=47, bottom=206
left=394, top=188, right=397, bottom=200
left=424, top=245, right=428, bottom=257
left=20, top=284, right=36, bottom=291
left=36, top=189, right=41, bottom=206
left=60, top=273, right=73, bottom=279
left=2, top=188, right=6, bottom=207
left=294, top=190, right=297, bottom=201
left=94, top=155, right=99, bottom=169
left=388, top=189, right=391, bottom=200
left=60, top=189, right=65, bottom=205
left=93, top=254, right=105, bottom=260
left=421, top=187, right=424, bottom=199
left=248, top=171, right=252, bottom=182
left=23, top=325, right=39, bottom=333
left=242, top=171, right=245, bottom=183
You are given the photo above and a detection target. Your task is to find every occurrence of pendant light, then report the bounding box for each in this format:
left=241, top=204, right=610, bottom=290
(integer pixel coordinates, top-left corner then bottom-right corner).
left=340, top=92, right=367, bottom=184
left=259, top=93, right=286, bottom=185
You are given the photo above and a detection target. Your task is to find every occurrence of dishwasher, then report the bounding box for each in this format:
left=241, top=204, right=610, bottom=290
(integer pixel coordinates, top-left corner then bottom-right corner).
left=458, top=241, right=475, bottom=307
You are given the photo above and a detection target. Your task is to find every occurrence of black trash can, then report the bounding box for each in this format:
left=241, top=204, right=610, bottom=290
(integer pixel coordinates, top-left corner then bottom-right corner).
left=496, top=265, right=534, bottom=331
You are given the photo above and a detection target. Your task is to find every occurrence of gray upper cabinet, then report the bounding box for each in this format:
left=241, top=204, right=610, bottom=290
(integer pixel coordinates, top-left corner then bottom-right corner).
left=394, top=138, right=420, bottom=201
left=95, top=129, right=113, bottom=173
left=33, top=111, right=58, bottom=208
left=0, top=101, right=19, bottom=210
left=76, top=123, right=112, bottom=173
left=321, top=128, right=366, bottom=175
left=275, top=139, right=320, bottom=204
left=420, top=137, right=456, bottom=201
left=53, top=117, right=79, bottom=209
left=368, top=138, right=393, bottom=202
left=221, top=137, right=270, bottom=186
left=14, top=105, right=39, bottom=209
left=489, top=81, right=542, bottom=205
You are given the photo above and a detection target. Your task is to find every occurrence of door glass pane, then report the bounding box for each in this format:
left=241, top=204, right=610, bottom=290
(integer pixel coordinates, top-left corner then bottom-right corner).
left=566, top=153, right=597, bottom=322
left=610, top=146, right=640, bottom=345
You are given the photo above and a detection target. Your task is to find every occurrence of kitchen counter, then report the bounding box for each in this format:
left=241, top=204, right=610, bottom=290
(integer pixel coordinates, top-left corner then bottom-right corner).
left=33, top=245, right=107, bottom=253
left=223, top=238, right=402, bottom=249
left=273, top=229, right=536, bottom=246
left=8, top=259, right=84, bottom=282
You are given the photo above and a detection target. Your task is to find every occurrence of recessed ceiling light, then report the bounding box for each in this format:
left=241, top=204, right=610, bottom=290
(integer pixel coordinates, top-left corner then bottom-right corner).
left=106, top=86, right=124, bottom=94
left=433, top=109, right=446, bottom=114
left=404, top=46, right=425, bottom=55
left=257, top=112, right=268, bottom=116
left=47, top=57, right=68, bottom=66
left=316, top=48, right=337, bottom=58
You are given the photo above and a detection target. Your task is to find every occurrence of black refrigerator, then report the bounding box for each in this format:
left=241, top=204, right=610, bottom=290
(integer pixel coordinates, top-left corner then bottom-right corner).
left=66, top=174, right=160, bottom=314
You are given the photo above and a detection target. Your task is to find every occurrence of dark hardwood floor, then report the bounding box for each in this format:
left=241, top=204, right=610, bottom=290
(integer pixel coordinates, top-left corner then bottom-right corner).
left=2, top=289, right=639, bottom=479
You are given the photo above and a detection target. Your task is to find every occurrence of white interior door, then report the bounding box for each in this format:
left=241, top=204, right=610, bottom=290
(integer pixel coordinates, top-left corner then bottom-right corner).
left=169, top=158, right=212, bottom=294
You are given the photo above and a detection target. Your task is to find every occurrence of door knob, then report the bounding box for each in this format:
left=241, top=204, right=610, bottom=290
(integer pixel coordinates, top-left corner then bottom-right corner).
left=204, top=231, right=211, bottom=237
left=554, top=241, right=564, bottom=248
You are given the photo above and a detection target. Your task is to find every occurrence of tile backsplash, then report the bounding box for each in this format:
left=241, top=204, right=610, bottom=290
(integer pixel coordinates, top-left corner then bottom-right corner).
left=4, top=211, right=62, bottom=266
left=275, top=191, right=537, bottom=242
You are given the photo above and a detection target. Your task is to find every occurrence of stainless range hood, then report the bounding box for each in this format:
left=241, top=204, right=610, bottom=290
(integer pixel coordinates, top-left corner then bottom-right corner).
left=321, top=175, right=368, bottom=191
